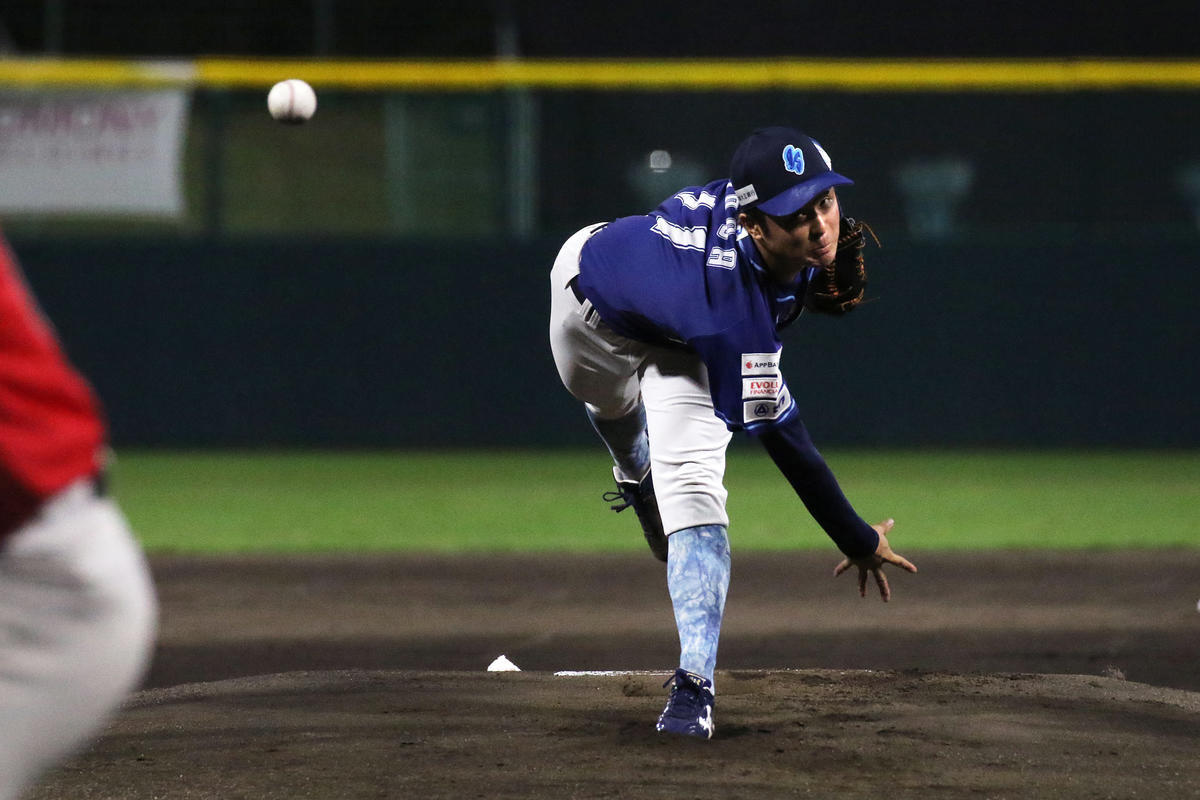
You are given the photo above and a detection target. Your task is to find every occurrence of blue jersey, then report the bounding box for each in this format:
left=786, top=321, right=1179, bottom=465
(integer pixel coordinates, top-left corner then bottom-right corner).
left=577, top=179, right=817, bottom=434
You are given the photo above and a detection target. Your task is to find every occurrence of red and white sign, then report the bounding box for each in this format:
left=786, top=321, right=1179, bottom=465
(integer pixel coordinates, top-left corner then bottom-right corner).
left=0, top=90, right=188, bottom=216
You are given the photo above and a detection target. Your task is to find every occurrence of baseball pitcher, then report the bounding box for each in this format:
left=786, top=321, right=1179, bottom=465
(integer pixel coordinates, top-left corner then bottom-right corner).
left=549, top=126, right=917, bottom=739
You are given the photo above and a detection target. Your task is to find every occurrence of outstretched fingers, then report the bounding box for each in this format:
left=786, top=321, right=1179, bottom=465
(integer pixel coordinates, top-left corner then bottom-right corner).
left=884, top=551, right=919, bottom=574
left=872, top=567, right=891, bottom=602
left=876, top=519, right=918, bottom=574
left=834, top=519, right=917, bottom=600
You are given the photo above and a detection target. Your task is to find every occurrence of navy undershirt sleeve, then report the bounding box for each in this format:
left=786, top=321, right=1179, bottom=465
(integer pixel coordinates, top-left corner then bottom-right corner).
left=755, top=413, right=880, bottom=559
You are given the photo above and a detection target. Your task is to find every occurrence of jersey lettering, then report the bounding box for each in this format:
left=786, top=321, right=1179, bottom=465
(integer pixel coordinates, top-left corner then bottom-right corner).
left=705, top=247, right=736, bottom=270
left=715, top=219, right=738, bottom=239
left=674, top=191, right=720, bottom=210
left=651, top=216, right=706, bottom=251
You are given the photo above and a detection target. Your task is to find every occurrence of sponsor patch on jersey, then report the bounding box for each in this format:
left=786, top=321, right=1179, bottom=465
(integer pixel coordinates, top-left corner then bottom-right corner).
left=742, top=376, right=781, bottom=399
left=743, top=386, right=791, bottom=423
left=741, top=351, right=781, bottom=375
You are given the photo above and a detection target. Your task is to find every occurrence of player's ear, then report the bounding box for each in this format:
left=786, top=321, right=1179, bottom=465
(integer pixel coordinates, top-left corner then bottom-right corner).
left=738, top=212, right=763, bottom=241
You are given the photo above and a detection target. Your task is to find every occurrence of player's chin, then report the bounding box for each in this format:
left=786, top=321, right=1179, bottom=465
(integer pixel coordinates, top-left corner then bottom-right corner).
left=810, top=242, right=837, bottom=265
left=803, top=250, right=836, bottom=270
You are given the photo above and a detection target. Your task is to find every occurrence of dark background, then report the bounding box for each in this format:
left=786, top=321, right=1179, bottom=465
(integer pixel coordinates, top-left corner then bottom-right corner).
left=18, top=235, right=1197, bottom=449
left=2, top=2, right=1197, bottom=448
left=2, top=1, right=1198, bottom=58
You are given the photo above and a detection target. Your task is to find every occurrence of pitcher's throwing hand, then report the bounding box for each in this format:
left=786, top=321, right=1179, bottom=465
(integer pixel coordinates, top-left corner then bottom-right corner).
left=834, top=518, right=918, bottom=601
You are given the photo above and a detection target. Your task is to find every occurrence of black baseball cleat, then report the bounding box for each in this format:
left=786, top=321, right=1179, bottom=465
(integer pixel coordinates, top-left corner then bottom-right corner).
left=656, top=669, right=715, bottom=739
left=603, top=467, right=668, bottom=562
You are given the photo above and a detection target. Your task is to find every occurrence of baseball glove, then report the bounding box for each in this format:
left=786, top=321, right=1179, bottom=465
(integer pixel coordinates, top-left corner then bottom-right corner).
left=804, top=217, right=879, bottom=315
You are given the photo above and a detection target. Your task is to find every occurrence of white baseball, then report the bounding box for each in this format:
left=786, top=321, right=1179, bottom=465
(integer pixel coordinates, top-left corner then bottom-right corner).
left=267, top=79, right=317, bottom=123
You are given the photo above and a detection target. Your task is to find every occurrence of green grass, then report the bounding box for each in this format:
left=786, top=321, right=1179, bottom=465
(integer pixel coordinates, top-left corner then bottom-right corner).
left=108, top=448, right=1200, bottom=554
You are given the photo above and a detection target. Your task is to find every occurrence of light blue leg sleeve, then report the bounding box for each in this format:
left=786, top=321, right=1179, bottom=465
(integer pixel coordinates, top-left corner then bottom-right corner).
left=667, top=524, right=730, bottom=689
left=585, top=405, right=650, bottom=481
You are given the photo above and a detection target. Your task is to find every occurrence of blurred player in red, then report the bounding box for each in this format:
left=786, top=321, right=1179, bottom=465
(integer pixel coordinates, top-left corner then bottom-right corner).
left=0, top=230, right=157, bottom=800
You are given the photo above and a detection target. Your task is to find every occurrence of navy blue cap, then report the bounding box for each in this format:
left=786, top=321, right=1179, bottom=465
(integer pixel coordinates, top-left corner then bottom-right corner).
left=730, top=126, right=853, bottom=216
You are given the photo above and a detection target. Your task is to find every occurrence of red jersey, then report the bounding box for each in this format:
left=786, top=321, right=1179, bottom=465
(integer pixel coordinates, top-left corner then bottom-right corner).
left=0, top=231, right=105, bottom=536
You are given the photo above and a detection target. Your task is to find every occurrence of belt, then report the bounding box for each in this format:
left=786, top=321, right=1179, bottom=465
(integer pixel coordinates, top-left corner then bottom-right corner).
left=0, top=470, right=108, bottom=540
left=568, top=276, right=587, bottom=305
left=567, top=275, right=603, bottom=326
left=568, top=223, right=608, bottom=313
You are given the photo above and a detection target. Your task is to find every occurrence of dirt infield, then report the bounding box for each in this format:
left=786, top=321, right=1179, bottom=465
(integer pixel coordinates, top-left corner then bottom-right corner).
left=30, top=550, right=1200, bottom=799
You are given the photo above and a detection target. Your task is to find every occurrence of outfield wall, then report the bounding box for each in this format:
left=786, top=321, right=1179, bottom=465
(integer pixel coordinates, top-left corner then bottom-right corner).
left=3, top=63, right=1196, bottom=448
left=15, top=236, right=1197, bottom=449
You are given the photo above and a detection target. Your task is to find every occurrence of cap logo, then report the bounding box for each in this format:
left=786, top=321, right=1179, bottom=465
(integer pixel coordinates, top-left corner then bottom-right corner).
left=782, top=144, right=805, bottom=176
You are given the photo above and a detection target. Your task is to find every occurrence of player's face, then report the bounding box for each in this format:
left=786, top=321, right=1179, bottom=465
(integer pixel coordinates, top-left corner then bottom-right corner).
left=746, top=189, right=841, bottom=283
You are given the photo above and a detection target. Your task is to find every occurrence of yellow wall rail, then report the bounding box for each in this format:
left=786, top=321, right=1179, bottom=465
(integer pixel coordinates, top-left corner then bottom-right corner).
left=0, top=57, right=1199, bottom=91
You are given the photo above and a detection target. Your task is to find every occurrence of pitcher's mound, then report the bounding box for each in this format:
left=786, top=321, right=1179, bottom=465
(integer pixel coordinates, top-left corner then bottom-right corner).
left=33, top=668, right=1200, bottom=799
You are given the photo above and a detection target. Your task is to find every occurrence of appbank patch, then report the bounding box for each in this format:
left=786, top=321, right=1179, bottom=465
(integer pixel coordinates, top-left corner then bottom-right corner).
left=740, top=352, right=781, bottom=376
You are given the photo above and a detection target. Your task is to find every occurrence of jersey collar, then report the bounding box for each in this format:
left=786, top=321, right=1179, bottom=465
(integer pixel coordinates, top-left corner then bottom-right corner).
left=736, top=229, right=810, bottom=328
